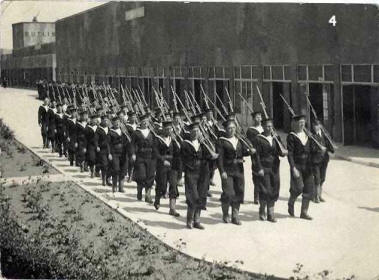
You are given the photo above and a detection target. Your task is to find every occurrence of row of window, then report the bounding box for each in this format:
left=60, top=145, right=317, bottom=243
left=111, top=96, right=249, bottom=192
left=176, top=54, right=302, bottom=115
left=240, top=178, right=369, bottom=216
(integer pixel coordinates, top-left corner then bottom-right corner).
left=24, top=31, right=55, bottom=37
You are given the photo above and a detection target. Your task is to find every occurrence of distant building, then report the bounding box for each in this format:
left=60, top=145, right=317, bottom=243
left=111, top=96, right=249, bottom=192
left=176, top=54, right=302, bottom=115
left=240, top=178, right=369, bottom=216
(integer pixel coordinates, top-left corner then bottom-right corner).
left=12, top=22, right=55, bottom=50
left=1, top=22, right=56, bottom=88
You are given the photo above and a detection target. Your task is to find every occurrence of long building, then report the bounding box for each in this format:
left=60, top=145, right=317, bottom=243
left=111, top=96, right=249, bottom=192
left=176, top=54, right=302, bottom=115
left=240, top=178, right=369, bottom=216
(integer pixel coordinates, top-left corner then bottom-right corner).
left=5, top=1, right=379, bottom=147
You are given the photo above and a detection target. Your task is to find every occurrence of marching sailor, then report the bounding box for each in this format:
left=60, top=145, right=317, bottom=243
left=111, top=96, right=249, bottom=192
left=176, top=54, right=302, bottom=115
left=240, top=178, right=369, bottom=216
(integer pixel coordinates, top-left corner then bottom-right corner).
left=287, top=114, right=314, bottom=220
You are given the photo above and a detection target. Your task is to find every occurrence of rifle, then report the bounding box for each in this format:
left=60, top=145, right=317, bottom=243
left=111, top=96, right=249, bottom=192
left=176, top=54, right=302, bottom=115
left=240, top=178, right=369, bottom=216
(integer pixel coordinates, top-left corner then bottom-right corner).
left=225, top=87, right=234, bottom=113
left=137, top=85, right=148, bottom=107
left=214, top=91, right=229, bottom=117
left=255, top=85, right=288, bottom=155
left=172, top=89, right=217, bottom=155
left=280, top=94, right=326, bottom=150
left=304, top=93, right=338, bottom=150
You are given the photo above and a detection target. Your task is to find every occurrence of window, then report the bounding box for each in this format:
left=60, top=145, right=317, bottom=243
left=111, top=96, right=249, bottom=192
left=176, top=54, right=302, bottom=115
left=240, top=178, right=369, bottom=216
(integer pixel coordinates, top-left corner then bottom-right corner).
left=233, top=65, right=259, bottom=114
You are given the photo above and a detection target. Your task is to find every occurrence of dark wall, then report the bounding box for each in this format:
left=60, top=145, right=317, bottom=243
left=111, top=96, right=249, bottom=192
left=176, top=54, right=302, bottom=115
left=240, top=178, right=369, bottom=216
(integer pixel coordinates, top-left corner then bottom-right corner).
left=56, top=1, right=379, bottom=72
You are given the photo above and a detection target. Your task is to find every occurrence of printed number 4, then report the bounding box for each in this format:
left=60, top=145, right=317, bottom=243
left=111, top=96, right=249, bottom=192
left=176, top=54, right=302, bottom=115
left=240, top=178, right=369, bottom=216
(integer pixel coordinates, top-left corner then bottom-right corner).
left=329, top=15, right=337, bottom=26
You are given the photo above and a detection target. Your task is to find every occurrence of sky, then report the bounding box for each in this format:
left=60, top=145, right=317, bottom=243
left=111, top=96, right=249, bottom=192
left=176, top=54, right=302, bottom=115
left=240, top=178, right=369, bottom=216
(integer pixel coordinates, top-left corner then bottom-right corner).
left=0, top=0, right=107, bottom=50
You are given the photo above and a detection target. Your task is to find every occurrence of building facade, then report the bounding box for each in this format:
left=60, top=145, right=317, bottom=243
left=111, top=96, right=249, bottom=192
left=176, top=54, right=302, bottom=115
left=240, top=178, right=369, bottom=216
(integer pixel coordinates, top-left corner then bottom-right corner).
left=4, top=1, right=378, bottom=147
left=12, top=22, right=56, bottom=50
left=1, top=21, right=56, bottom=88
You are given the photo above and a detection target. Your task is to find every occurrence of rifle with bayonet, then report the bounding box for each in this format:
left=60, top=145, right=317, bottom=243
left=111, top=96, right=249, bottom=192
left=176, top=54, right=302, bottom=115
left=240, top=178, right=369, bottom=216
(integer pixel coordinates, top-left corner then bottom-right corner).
left=304, top=93, right=338, bottom=150
left=280, top=94, right=326, bottom=150
left=254, top=85, right=288, bottom=155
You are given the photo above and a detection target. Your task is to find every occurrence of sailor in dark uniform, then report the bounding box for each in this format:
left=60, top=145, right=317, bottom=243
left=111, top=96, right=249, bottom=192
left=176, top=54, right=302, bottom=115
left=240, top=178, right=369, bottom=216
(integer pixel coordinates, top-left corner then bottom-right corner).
left=109, top=116, right=130, bottom=193
left=130, top=113, right=156, bottom=203
left=217, top=118, right=253, bottom=225
left=181, top=122, right=219, bottom=230
left=54, top=103, right=66, bottom=157
left=62, top=104, right=72, bottom=157
left=153, top=120, right=181, bottom=216
left=85, top=114, right=98, bottom=178
left=246, top=111, right=263, bottom=204
left=46, top=101, right=57, bottom=152
left=38, top=97, right=50, bottom=148
left=255, top=118, right=287, bottom=222
left=310, top=120, right=334, bottom=203
left=66, top=107, right=78, bottom=166
left=125, top=111, right=138, bottom=182
left=94, top=115, right=111, bottom=186
left=287, top=114, right=314, bottom=220
left=75, top=110, right=88, bottom=172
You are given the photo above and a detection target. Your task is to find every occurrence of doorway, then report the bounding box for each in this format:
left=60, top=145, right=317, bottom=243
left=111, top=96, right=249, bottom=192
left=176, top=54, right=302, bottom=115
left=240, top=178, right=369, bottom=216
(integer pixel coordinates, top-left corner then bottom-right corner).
left=343, top=85, right=376, bottom=145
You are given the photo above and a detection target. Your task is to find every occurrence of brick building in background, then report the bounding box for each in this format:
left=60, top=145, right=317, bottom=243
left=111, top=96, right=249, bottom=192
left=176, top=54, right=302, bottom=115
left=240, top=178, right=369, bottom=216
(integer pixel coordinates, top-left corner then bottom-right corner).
left=1, top=20, right=56, bottom=88
left=1, top=2, right=379, bottom=147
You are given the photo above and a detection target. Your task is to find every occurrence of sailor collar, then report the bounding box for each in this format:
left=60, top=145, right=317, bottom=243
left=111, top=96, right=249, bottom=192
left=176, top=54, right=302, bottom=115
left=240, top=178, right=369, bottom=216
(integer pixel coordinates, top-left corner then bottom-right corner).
left=156, top=135, right=172, bottom=147
left=290, top=131, right=308, bottom=146
left=258, top=134, right=273, bottom=146
left=98, top=126, right=108, bottom=134
left=249, top=125, right=263, bottom=134
left=88, top=125, right=97, bottom=132
left=137, top=128, right=150, bottom=138
left=184, top=139, right=200, bottom=152
left=219, top=136, right=239, bottom=150
left=126, top=123, right=137, bottom=130
left=41, top=105, right=49, bottom=111
left=110, top=128, right=122, bottom=136
left=55, top=112, right=64, bottom=118
left=77, top=121, right=87, bottom=129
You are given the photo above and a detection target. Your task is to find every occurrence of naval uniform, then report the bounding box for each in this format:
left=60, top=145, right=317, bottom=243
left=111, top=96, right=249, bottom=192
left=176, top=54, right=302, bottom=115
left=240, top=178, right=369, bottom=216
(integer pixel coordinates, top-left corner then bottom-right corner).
left=46, top=107, right=57, bottom=150
left=287, top=131, right=314, bottom=218
left=55, top=112, right=66, bottom=157
left=310, top=131, right=334, bottom=202
left=75, top=121, right=88, bottom=167
left=217, top=136, right=250, bottom=224
left=246, top=125, right=263, bottom=203
left=94, top=125, right=110, bottom=185
left=131, top=128, right=156, bottom=202
left=255, top=134, right=285, bottom=221
left=38, top=104, right=49, bottom=147
left=66, top=117, right=77, bottom=166
left=85, top=124, right=98, bottom=174
left=109, top=127, right=131, bottom=192
left=181, top=139, right=214, bottom=228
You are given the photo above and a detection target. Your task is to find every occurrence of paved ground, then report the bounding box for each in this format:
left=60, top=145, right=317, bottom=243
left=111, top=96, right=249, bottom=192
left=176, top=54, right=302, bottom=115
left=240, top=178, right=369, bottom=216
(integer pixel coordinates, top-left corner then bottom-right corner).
left=1, top=87, right=379, bottom=279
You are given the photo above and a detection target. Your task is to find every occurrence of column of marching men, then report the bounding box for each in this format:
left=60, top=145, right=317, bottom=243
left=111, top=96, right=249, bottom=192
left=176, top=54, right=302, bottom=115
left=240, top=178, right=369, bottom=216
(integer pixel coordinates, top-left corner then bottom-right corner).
left=37, top=81, right=335, bottom=229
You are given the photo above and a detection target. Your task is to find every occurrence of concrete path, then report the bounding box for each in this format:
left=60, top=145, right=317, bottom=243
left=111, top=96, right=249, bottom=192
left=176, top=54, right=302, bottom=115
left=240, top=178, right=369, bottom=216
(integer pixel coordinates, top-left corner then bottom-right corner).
left=1, top=87, right=379, bottom=279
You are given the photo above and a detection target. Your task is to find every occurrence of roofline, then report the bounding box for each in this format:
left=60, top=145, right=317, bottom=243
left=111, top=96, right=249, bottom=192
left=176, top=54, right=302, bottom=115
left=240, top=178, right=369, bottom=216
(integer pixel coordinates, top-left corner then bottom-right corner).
left=56, top=1, right=116, bottom=23
left=12, top=22, right=55, bottom=26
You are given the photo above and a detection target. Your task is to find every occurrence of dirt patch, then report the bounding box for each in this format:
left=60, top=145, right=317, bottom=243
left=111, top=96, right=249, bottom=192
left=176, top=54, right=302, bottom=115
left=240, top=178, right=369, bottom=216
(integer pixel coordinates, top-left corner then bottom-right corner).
left=0, top=179, right=276, bottom=280
left=0, top=119, right=58, bottom=178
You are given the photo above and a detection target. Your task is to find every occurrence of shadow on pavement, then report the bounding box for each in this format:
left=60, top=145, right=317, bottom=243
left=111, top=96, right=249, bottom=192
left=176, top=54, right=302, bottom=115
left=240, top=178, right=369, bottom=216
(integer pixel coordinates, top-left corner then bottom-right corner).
left=358, top=206, right=379, bottom=213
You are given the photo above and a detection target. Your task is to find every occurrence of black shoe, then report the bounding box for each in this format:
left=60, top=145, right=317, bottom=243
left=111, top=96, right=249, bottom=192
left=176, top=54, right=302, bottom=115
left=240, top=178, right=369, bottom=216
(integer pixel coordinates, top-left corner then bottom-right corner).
left=267, top=216, right=277, bottom=223
left=222, top=215, right=230, bottom=223
left=300, top=213, right=313, bottom=220
left=207, top=192, right=212, bottom=198
left=253, top=200, right=259, bottom=205
left=154, top=201, right=160, bottom=210
left=288, top=205, right=295, bottom=217
left=259, top=215, right=266, bottom=221
left=231, top=218, right=241, bottom=226
left=137, top=192, right=142, bottom=201
left=169, top=209, right=180, bottom=217
left=193, top=222, right=205, bottom=230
